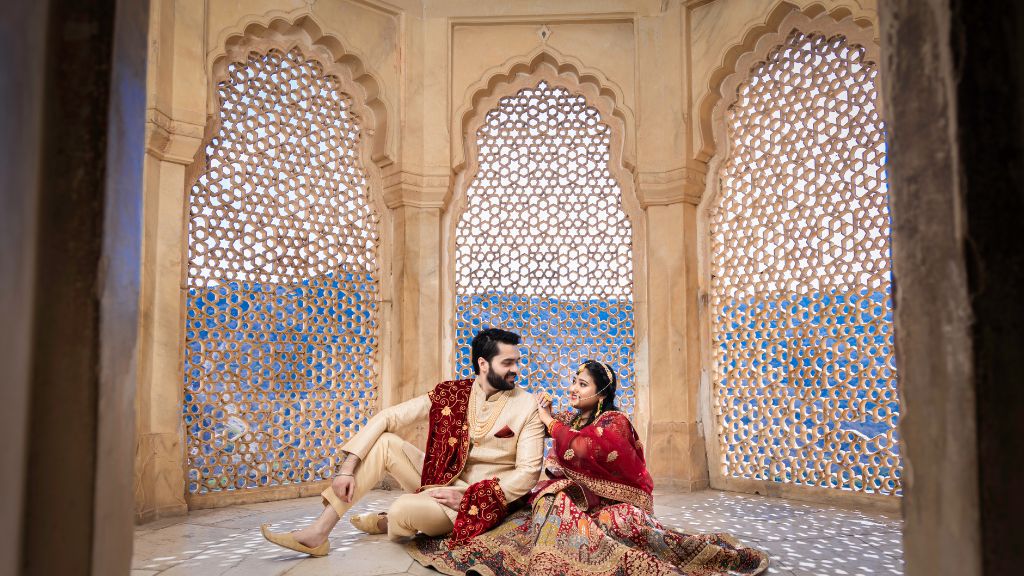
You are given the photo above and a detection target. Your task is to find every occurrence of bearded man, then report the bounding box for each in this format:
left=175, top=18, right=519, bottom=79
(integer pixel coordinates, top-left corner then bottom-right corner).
left=261, top=328, right=545, bottom=555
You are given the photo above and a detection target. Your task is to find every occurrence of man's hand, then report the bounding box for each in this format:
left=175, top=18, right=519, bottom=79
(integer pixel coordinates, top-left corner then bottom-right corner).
left=429, top=488, right=464, bottom=511
left=332, top=474, right=356, bottom=503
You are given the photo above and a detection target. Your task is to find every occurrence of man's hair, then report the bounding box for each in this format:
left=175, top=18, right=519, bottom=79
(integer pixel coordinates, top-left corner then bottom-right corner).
left=470, top=328, right=521, bottom=374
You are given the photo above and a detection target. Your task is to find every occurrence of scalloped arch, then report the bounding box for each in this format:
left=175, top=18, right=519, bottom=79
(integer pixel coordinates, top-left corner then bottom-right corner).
left=696, top=6, right=890, bottom=499
left=440, top=50, right=650, bottom=442
left=207, top=13, right=393, bottom=166
left=694, top=1, right=877, bottom=164
left=698, top=8, right=879, bottom=213
left=451, top=48, right=636, bottom=173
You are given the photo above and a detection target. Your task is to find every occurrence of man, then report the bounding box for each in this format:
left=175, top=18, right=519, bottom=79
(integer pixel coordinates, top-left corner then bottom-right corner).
left=261, top=328, right=545, bottom=555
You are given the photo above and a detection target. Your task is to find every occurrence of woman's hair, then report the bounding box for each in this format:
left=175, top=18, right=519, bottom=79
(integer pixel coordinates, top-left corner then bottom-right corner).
left=575, top=359, right=620, bottom=429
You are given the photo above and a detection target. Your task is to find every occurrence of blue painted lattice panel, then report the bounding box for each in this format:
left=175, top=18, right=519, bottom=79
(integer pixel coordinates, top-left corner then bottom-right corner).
left=184, top=275, right=378, bottom=493
left=454, top=294, right=635, bottom=413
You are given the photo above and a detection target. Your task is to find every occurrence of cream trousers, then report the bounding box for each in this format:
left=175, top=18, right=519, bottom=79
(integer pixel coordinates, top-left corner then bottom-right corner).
left=321, top=432, right=454, bottom=540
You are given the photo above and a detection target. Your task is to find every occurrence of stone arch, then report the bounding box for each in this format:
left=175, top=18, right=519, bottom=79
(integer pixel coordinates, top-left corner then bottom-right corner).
left=196, top=10, right=394, bottom=312
left=440, top=53, right=650, bottom=439
left=451, top=48, right=636, bottom=175
left=696, top=8, right=896, bottom=507
left=208, top=13, right=393, bottom=167
left=694, top=2, right=877, bottom=165
left=181, top=15, right=396, bottom=504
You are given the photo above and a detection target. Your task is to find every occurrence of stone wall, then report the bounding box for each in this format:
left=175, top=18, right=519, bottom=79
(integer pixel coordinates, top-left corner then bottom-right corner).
left=136, top=0, right=885, bottom=519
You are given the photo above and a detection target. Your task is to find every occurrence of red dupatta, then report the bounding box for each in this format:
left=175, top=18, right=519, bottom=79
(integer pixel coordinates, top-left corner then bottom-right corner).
left=418, top=379, right=474, bottom=490
left=419, top=378, right=510, bottom=543
left=540, top=410, right=654, bottom=514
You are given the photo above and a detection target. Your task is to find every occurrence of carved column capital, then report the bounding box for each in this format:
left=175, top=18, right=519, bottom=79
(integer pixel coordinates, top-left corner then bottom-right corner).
left=383, top=169, right=450, bottom=209
left=636, top=166, right=706, bottom=207
left=145, top=108, right=204, bottom=165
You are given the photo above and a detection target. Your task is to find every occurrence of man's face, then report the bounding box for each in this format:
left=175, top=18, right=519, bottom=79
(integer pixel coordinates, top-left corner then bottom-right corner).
left=481, top=342, right=521, bottom=391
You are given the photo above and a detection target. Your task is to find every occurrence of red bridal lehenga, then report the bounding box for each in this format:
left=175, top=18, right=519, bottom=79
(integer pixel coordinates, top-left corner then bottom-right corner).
left=406, top=410, right=769, bottom=576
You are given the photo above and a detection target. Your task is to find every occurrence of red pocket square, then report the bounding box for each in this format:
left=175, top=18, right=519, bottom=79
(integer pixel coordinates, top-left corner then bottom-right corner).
left=494, top=425, right=515, bottom=438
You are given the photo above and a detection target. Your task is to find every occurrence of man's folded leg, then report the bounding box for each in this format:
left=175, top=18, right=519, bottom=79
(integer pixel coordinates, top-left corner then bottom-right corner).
left=321, top=432, right=423, bottom=519
left=386, top=491, right=455, bottom=540
left=263, top=432, right=423, bottom=554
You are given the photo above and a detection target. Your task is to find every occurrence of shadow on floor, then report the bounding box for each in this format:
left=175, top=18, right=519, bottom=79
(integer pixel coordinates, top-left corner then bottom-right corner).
left=132, top=488, right=903, bottom=576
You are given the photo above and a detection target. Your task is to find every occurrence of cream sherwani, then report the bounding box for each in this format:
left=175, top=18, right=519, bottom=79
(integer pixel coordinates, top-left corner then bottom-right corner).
left=321, top=380, right=545, bottom=539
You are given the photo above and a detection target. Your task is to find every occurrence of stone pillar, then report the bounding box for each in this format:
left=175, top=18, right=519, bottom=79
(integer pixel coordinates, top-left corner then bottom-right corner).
left=639, top=186, right=709, bottom=491
left=881, top=1, right=1024, bottom=574
left=387, top=196, right=445, bottom=407
left=134, top=0, right=205, bottom=522
left=3, top=0, right=148, bottom=572
left=0, top=3, right=47, bottom=573
left=378, top=11, right=450, bottom=448
left=135, top=150, right=196, bottom=522
left=634, top=2, right=709, bottom=490
left=381, top=182, right=445, bottom=453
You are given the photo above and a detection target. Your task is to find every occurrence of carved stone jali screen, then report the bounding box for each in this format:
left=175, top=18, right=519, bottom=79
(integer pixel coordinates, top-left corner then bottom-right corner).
left=184, top=48, right=380, bottom=495
left=453, top=81, right=636, bottom=413
left=709, top=31, right=900, bottom=495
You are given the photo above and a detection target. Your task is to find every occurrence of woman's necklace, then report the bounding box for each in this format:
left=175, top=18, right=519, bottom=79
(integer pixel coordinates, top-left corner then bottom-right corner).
left=468, top=384, right=511, bottom=439
left=570, top=410, right=594, bottom=431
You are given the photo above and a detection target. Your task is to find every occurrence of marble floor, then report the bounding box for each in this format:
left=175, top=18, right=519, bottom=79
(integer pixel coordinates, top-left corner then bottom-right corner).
left=132, top=488, right=903, bottom=576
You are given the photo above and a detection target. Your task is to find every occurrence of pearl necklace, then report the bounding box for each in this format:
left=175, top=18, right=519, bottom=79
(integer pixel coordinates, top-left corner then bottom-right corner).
left=467, top=384, right=511, bottom=440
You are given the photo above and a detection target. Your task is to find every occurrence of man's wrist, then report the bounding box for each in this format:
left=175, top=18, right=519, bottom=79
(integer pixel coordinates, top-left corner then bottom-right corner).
left=335, top=453, right=360, bottom=476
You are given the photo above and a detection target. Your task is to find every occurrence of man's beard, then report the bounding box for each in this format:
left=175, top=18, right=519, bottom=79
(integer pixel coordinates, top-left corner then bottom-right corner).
left=487, top=367, right=516, bottom=391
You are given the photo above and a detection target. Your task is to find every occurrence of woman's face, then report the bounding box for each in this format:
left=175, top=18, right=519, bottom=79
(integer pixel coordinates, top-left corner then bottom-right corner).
left=568, top=366, right=604, bottom=413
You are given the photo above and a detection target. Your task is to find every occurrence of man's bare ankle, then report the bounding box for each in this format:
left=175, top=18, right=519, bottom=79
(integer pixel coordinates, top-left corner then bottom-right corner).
left=295, top=530, right=327, bottom=548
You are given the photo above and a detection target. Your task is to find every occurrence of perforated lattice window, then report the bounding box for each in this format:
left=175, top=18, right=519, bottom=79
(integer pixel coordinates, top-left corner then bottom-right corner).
left=183, top=48, right=380, bottom=494
left=454, top=81, right=635, bottom=413
left=710, top=31, right=900, bottom=495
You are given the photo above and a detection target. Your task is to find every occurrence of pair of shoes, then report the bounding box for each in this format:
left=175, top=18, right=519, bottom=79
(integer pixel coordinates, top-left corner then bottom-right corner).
left=350, top=512, right=387, bottom=535
left=260, top=524, right=330, bottom=557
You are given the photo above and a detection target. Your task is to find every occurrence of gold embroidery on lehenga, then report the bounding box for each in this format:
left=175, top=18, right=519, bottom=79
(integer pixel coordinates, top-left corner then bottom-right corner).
left=564, top=448, right=575, bottom=460
left=561, top=466, right=653, bottom=514
left=607, top=451, right=618, bottom=463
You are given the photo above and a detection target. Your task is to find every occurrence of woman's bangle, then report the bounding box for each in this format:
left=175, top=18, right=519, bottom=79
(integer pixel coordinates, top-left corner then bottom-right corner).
left=546, top=420, right=560, bottom=436
left=337, top=471, right=354, bottom=477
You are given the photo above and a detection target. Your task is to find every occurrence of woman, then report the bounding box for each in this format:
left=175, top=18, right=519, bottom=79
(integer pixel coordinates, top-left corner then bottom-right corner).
left=406, top=360, right=769, bottom=576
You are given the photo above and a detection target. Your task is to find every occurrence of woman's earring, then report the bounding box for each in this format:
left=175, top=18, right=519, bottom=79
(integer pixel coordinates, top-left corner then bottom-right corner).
left=597, top=398, right=604, bottom=415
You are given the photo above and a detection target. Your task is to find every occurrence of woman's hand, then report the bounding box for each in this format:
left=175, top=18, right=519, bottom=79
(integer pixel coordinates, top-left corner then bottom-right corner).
left=535, top=391, right=554, bottom=426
